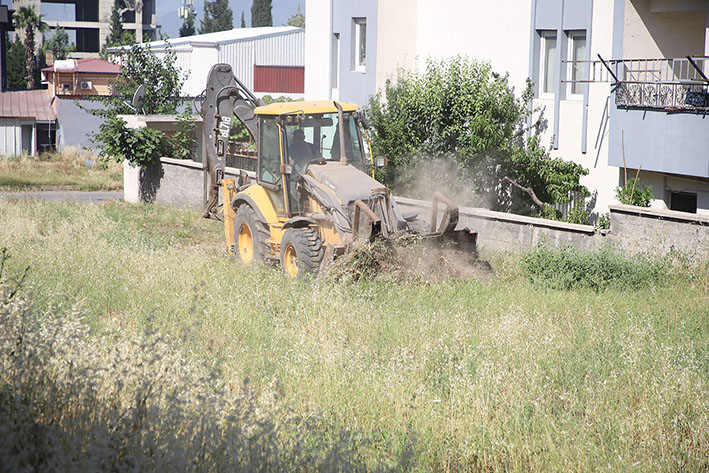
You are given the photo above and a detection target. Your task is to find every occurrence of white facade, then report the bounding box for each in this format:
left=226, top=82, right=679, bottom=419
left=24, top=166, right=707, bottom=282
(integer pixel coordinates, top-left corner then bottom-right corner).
left=305, top=0, right=709, bottom=216
left=114, top=27, right=305, bottom=99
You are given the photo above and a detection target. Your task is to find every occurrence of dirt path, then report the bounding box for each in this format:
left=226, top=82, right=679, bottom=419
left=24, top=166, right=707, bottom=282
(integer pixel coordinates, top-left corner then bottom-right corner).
left=0, top=191, right=123, bottom=204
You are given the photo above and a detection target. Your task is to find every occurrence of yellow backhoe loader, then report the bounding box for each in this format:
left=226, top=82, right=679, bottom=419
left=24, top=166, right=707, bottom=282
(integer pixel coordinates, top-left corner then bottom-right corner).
left=198, top=64, right=475, bottom=277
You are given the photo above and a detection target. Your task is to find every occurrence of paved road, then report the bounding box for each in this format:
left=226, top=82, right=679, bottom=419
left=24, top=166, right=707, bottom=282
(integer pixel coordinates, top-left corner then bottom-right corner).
left=0, top=191, right=123, bottom=204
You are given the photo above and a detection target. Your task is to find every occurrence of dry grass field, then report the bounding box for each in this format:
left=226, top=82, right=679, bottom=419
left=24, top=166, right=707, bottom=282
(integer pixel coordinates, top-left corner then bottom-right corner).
left=0, top=199, right=707, bottom=472
left=0, top=149, right=122, bottom=192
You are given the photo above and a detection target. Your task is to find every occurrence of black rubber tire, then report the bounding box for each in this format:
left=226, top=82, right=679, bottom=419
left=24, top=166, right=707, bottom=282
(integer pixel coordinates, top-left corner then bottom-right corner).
left=280, top=227, right=324, bottom=277
left=234, top=205, right=271, bottom=264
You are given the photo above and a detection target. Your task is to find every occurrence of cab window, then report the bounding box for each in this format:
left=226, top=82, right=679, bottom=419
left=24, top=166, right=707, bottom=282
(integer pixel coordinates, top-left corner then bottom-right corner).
left=259, top=118, right=281, bottom=184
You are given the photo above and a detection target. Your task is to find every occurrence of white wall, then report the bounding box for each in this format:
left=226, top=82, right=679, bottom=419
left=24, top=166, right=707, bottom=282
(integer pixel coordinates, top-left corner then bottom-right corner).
left=414, top=0, right=533, bottom=94
left=0, top=119, right=35, bottom=156
left=305, top=0, right=334, bottom=100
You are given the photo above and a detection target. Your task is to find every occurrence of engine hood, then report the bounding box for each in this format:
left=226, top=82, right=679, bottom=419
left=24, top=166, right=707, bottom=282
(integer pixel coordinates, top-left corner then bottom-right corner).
left=306, top=162, right=383, bottom=205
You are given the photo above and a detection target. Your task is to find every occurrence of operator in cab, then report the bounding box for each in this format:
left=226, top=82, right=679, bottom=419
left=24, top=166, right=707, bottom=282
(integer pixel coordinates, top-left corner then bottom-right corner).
left=289, top=128, right=317, bottom=170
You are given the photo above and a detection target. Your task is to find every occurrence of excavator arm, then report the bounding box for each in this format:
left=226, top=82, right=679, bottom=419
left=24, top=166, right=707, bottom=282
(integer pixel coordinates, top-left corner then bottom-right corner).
left=199, top=63, right=263, bottom=220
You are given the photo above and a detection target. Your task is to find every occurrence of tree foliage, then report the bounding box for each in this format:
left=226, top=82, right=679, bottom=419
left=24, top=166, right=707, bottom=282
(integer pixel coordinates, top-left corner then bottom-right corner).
left=6, top=37, right=27, bottom=89
left=367, top=57, right=590, bottom=219
left=97, top=42, right=186, bottom=117
left=42, top=26, right=74, bottom=61
left=103, top=0, right=135, bottom=50
left=179, top=9, right=196, bottom=37
left=12, top=6, right=48, bottom=89
left=91, top=43, right=191, bottom=167
left=199, top=0, right=233, bottom=34
left=251, top=0, right=273, bottom=27
left=287, top=3, right=305, bottom=28
left=616, top=177, right=653, bottom=207
left=240, top=11, right=246, bottom=28
left=95, top=116, right=174, bottom=168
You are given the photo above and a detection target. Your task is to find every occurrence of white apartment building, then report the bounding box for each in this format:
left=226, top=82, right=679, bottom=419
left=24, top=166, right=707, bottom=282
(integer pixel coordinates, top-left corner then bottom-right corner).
left=305, top=0, right=709, bottom=217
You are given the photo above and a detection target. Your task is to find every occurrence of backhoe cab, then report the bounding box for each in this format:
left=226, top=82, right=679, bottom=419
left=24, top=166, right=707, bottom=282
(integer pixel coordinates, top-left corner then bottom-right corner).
left=200, top=64, right=474, bottom=277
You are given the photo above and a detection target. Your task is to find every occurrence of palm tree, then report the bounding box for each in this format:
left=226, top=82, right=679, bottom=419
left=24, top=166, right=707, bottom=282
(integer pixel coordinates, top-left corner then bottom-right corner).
left=13, top=7, right=48, bottom=89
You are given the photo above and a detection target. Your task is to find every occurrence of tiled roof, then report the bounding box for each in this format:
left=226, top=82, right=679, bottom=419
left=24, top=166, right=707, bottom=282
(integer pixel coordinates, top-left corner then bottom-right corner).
left=42, top=58, right=120, bottom=74
left=0, top=89, right=56, bottom=121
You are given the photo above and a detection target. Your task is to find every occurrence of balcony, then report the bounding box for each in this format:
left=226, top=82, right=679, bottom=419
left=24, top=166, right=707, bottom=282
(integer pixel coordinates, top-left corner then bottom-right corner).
left=565, top=56, right=709, bottom=179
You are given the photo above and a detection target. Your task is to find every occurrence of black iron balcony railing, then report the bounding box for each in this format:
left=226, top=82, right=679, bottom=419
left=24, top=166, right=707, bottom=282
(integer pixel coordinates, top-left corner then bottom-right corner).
left=562, top=56, right=709, bottom=112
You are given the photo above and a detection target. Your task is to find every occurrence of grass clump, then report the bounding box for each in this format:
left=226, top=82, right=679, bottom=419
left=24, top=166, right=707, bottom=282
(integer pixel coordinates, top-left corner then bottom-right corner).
left=524, top=245, right=667, bottom=290
left=0, top=148, right=122, bottom=192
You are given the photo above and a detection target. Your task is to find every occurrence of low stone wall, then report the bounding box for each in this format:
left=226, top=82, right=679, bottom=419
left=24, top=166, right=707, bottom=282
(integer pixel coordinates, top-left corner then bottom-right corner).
left=394, top=196, right=600, bottom=253
left=123, top=158, right=253, bottom=209
left=124, top=161, right=708, bottom=259
left=607, top=205, right=709, bottom=259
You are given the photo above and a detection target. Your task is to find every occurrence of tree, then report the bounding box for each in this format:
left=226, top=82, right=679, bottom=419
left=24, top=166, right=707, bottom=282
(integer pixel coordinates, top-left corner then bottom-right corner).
left=6, top=38, right=27, bottom=89
left=251, top=0, right=272, bottom=27
left=199, top=0, right=233, bottom=34
left=12, top=6, right=48, bottom=89
left=98, top=42, right=186, bottom=117
left=179, top=9, right=196, bottom=37
left=240, top=11, right=246, bottom=28
left=367, top=57, right=590, bottom=220
left=91, top=42, right=191, bottom=168
left=103, top=0, right=135, bottom=50
left=43, top=26, right=74, bottom=61
left=287, top=3, right=305, bottom=28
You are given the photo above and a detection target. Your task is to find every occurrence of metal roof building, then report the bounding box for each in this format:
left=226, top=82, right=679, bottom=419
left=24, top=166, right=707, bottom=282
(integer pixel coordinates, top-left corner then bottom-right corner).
left=0, top=89, right=56, bottom=156
left=111, top=27, right=305, bottom=99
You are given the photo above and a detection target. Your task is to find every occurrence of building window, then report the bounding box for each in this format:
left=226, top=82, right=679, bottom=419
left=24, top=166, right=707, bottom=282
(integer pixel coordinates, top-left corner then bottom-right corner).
left=670, top=191, right=697, bottom=213
left=352, top=18, right=366, bottom=72
left=540, top=31, right=557, bottom=95
left=568, top=31, right=587, bottom=96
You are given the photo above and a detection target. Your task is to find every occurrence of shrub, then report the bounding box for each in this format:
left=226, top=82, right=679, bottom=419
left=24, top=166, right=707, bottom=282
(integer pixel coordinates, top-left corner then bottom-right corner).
left=367, top=56, right=589, bottom=217
left=523, top=245, right=667, bottom=291
left=616, top=177, right=653, bottom=207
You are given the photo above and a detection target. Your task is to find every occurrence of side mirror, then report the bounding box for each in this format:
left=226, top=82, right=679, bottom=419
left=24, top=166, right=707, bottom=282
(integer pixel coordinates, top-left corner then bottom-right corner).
left=374, top=156, right=387, bottom=168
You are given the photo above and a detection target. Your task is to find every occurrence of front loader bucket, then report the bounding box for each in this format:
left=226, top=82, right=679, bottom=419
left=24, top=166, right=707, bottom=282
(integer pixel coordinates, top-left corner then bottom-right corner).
left=423, top=191, right=478, bottom=254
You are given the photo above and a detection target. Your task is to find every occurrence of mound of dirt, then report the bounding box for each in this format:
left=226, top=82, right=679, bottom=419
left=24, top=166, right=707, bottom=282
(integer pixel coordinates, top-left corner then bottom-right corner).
left=325, top=236, right=492, bottom=284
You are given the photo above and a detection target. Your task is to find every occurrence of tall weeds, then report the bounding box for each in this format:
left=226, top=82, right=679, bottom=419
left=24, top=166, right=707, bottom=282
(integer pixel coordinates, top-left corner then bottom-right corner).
left=0, top=249, right=393, bottom=472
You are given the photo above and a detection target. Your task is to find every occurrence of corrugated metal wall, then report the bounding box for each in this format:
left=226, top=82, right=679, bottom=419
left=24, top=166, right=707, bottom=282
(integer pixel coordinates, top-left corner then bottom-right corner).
left=254, top=66, right=305, bottom=93
left=218, top=31, right=305, bottom=93
left=0, top=119, right=23, bottom=156
left=145, top=30, right=304, bottom=97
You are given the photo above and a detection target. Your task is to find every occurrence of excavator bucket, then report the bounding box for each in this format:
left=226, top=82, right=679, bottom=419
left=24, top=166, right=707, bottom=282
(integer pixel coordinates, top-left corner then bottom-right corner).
left=421, top=191, right=478, bottom=253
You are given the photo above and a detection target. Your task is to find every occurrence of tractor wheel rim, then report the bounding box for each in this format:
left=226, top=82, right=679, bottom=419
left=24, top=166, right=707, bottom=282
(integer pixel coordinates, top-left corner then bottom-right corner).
left=284, top=244, right=299, bottom=278
left=238, top=224, right=253, bottom=264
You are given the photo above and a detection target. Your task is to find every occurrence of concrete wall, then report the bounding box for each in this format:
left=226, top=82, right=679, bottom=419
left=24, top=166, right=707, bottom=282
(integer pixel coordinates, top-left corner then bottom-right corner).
left=55, top=98, right=104, bottom=149
left=375, top=0, right=418, bottom=92
left=124, top=161, right=709, bottom=259
left=124, top=157, right=254, bottom=209
left=608, top=105, right=709, bottom=179
left=394, top=196, right=599, bottom=253
left=608, top=204, right=709, bottom=258
left=623, top=0, right=708, bottom=58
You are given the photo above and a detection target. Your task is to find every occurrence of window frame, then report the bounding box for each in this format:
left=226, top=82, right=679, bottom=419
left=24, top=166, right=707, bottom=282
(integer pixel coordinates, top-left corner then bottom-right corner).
left=567, top=30, right=588, bottom=98
left=539, top=30, right=558, bottom=98
left=352, top=18, right=367, bottom=73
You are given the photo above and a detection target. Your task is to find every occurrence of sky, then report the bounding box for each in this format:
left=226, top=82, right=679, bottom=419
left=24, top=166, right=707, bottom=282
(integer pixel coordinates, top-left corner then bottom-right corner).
left=0, top=0, right=305, bottom=40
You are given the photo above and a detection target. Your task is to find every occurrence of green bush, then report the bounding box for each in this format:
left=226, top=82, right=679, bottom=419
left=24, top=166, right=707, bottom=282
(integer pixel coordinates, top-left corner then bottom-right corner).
left=523, top=245, right=667, bottom=290
left=616, top=178, right=653, bottom=207
left=367, top=56, right=589, bottom=217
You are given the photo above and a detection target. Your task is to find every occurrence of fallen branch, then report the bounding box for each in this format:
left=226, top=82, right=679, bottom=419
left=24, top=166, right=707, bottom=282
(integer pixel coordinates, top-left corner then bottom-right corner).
left=503, top=176, right=546, bottom=209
